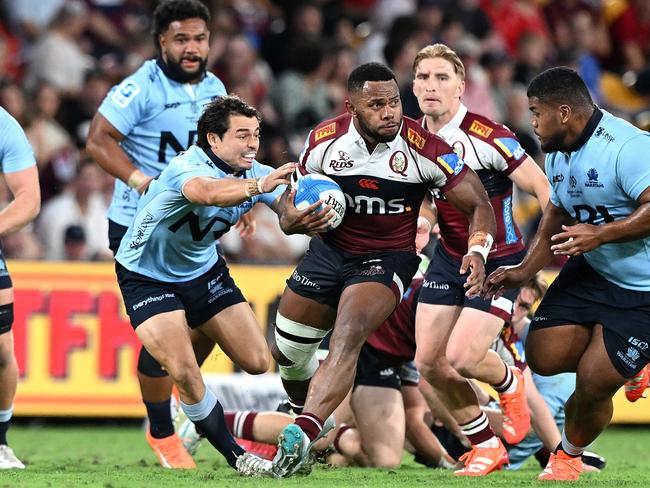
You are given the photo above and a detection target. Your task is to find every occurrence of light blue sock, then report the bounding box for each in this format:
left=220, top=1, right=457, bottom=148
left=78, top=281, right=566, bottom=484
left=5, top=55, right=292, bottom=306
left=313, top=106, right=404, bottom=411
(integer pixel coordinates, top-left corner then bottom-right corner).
left=180, top=386, right=217, bottom=422
left=0, top=407, right=12, bottom=423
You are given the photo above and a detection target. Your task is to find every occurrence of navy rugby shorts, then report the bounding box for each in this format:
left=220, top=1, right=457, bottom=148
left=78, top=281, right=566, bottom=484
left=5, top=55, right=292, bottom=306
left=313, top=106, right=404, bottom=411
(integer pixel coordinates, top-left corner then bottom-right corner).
left=116, top=258, right=246, bottom=329
left=530, top=255, right=650, bottom=377
left=354, top=343, right=419, bottom=391
left=287, top=236, right=420, bottom=309
left=418, top=244, right=523, bottom=321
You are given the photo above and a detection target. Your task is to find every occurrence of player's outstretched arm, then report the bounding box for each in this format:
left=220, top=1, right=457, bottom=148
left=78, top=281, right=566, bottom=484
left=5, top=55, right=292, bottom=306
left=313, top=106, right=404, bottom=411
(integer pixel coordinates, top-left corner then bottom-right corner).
left=183, top=162, right=295, bottom=207
left=86, top=113, right=152, bottom=194
left=0, top=165, right=40, bottom=236
left=483, top=202, right=572, bottom=298
left=442, top=168, right=496, bottom=296
left=509, top=156, right=550, bottom=210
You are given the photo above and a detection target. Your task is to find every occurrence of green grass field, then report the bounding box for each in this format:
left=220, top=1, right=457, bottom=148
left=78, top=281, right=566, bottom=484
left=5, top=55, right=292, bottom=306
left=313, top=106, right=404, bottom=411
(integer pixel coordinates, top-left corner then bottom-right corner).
left=2, top=423, right=648, bottom=487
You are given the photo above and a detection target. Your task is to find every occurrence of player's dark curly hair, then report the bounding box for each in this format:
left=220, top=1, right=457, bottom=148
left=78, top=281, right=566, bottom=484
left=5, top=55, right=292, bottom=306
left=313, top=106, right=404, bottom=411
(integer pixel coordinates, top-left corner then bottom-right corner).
left=197, top=95, right=261, bottom=148
left=347, top=62, right=397, bottom=94
left=527, top=67, right=593, bottom=112
left=152, top=0, right=210, bottom=50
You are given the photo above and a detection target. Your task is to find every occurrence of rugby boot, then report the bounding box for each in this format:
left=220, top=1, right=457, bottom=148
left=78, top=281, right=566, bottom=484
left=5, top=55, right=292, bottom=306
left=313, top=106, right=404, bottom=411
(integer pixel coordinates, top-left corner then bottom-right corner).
left=624, top=366, right=649, bottom=402
left=0, top=445, right=25, bottom=469
left=236, top=452, right=273, bottom=477
left=176, top=416, right=205, bottom=455
left=146, top=430, right=196, bottom=469
left=453, top=438, right=509, bottom=476
left=499, top=367, right=531, bottom=444
left=538, top=449, right=582, bottom=481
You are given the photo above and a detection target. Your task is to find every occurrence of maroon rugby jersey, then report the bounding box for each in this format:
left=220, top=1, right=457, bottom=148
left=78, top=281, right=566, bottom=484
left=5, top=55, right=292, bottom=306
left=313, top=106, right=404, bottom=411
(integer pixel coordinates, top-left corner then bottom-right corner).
left=421, top=104, right=528, bottom=259
left=298, top=113, right=468, bottom=254
left=366, top=278, right=423, bottom=361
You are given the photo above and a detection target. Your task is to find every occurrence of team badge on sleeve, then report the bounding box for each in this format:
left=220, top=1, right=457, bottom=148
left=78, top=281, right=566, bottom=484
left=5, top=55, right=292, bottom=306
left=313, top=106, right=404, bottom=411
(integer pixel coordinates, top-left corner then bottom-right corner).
left=437, top=153, right=464, bottom=175
left=494, top=137, right=526, bottom=160
left=111, top=80, right=141, bottom=108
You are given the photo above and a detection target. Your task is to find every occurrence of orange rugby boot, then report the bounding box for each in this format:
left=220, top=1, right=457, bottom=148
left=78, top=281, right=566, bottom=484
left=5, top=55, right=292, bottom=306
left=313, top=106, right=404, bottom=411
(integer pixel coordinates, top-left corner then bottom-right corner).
left=453, top=439, right=509, bottom=476
left=499, top=367, right=531, bottom=444
left=625, top=366, right=649, bottom=402
left=538, top=449, right=582, bottom=481
left=146, top=430, right=197, bottom=469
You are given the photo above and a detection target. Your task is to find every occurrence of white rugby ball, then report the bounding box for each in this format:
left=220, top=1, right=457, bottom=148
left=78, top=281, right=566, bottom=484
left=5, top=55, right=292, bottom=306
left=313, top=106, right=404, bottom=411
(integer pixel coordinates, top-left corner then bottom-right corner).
left=294, top=174, right=346, bottom=230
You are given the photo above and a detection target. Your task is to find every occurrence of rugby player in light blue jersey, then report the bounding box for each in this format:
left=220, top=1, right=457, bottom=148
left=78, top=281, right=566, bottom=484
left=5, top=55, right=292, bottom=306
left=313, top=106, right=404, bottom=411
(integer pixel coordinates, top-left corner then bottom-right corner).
left=114, top=95, right=329, bottom=476
left=484, top=67, right=650, bottom=481
left=0, top=108, right=40, bottom=469
left=86, top=0, right=239, bottom=468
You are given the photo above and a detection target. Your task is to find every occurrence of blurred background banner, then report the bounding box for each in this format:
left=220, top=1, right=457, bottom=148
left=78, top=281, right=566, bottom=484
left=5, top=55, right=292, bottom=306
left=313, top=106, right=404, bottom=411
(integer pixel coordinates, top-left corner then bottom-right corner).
left=6, top=261, right=647, bottom=422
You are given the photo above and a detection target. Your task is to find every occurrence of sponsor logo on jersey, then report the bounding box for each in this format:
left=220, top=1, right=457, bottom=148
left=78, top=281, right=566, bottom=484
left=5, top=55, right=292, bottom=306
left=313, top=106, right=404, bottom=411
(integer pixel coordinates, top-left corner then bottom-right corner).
left=111, top=80, right=141, bottom=108
left=437, top=153, right=464, bottom=175
left=389, top=151, right=408, bottom=175
left=407, top=128, right=425, bottom=149
left=552, top=174, right=564, bottom=183
left=330, top=150, right=354, bottom=171
left=469, top=120, right=493, bottom=138
left=585, top=168, right=604, bottom=188
left=494, top=137, right=525, bottom=160
left=164, top=102, right=181, bottom=109
left=314, top=122, right=336, bottom=141
left=345, top=194, right=408, bottom=214
left=595, top=127, right=614, bottom=143
left=359, top=179, right=379, bottom=190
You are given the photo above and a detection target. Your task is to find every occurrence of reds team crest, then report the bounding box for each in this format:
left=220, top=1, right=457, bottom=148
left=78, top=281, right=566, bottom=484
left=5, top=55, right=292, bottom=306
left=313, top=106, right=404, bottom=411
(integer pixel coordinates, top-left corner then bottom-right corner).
left=389, top=151, right=408, bottom=176
left=452, top=141, right=465, bottom=159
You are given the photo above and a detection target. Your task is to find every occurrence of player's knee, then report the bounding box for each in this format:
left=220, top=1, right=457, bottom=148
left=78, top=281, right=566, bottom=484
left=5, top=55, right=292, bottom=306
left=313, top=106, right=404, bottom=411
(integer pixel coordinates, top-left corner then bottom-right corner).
left=0, top=342, right=14, bottom=369
left=165, top=357, right=202, bottom=392
left=369, top=448, right=402, bottom=469
left=415, top=356, right=448, bottom=384
left=448, top=351, right=479, bottom=378
left=137, top=347, right=169, bottom=378
left=238, top=349, right=270, bottom=375
left=274, top=313, right=328, bottom=381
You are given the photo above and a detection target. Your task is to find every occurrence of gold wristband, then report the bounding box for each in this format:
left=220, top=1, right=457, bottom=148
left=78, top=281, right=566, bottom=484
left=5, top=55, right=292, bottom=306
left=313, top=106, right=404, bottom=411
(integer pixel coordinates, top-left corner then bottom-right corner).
left=245, top=178, right=262, bottom=198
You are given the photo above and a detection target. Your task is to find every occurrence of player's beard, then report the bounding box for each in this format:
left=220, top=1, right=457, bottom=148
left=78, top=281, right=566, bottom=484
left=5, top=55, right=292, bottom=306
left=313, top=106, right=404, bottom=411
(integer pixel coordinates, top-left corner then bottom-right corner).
left=356, top=113, right=400, bottom=144
left=164, top=53, right=207, bottom=83
left=539, top=131, right=566, bottom=153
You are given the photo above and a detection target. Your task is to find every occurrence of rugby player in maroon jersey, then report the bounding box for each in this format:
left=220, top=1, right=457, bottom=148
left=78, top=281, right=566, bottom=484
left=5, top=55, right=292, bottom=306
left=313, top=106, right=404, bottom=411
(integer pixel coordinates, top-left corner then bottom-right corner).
left=411, top=44, right=549, bottom=476
left=268, top=62, right=496, bottom=477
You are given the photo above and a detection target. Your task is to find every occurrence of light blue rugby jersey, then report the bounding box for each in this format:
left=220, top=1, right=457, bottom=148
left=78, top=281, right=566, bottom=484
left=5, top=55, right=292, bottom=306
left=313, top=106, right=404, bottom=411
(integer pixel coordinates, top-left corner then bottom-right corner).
left=546, top=108, right=650, bottom=290
left=98, top=58, right=227, bottom=226
left=115, top=145, right=284, bottom=281
left=0, top=107, right=36, bottom=173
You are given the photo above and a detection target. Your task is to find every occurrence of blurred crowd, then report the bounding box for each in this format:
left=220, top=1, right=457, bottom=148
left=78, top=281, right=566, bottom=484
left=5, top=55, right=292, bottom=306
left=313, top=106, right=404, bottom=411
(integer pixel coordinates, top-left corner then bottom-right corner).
left=1, top=0, right=649, bottom=264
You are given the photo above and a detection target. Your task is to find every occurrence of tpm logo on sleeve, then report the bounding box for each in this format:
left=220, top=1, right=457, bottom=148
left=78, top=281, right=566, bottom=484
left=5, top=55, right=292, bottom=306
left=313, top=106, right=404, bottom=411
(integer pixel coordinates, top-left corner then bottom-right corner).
left=111, top=80, right=141, bottom=108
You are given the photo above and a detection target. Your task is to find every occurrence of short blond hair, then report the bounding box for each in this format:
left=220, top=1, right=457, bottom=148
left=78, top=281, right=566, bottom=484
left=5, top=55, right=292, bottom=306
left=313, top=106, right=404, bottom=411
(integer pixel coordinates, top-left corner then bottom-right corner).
left=413, top=44, right=465, bottom=80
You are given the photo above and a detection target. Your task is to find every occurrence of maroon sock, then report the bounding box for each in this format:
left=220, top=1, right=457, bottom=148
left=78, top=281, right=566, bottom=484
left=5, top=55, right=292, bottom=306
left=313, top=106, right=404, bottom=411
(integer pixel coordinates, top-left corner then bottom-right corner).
left=460, top=412, right=496, bottom=445
left=295, top=412, right=323, bottom=442
left=288, top=398, right=305, bottom=415
left=224, top=411, right=258, bottom=439
left=492, top=363, right=513, bottom=393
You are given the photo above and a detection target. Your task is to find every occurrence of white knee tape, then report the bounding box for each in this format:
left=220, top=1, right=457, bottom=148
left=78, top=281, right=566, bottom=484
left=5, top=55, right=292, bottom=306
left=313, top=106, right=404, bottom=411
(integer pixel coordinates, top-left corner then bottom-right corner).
left=275, top=313, right=328, bottom=381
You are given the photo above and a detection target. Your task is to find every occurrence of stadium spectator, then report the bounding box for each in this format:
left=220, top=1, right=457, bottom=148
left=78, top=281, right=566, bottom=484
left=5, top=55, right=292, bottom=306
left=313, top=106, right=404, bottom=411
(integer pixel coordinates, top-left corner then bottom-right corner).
left=35, top=158, right=109, bottom=261
left=24, top=0, right=95, bottom=97
left=86, top=0, right=231, bottom=469
left=269, top=62, right=495, bottom=478
left=484, top=67, right=650, bottom=481
left=411, top=43, right=549, bottom=476
left=0, top=106, right=40, bottom=469
left=112, top=95, right=326, bottom=476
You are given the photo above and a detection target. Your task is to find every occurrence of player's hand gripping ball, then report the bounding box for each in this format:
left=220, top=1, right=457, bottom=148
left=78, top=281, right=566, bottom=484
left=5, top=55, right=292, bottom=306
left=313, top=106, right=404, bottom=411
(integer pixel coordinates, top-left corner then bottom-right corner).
left=293, top=174, right=346, bottom=230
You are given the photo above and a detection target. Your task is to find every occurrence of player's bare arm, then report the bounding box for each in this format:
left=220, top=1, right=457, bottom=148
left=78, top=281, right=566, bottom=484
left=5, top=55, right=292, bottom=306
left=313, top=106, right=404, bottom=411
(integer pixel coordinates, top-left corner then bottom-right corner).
left=484, top=202, right=573, bottom=297
left=551, top=185, right=650, bottom=256
left=86, top=113, right=153, bottom=194
left=182, top=162, right=295, bottom=207
left=508, top=156, right=550, bottom=209
left=0, top=166, right=40, bottom=236
left=271, top=187, right=332, bottom=235
left=416, top=195, right=436, bottom=253
left=441, top=167, right=496, bottom=296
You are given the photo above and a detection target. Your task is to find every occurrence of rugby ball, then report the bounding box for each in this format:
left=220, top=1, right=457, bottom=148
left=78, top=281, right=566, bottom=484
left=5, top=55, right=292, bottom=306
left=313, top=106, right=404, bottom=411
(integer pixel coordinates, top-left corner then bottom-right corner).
left=294, top=174, right=346, bottom=230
